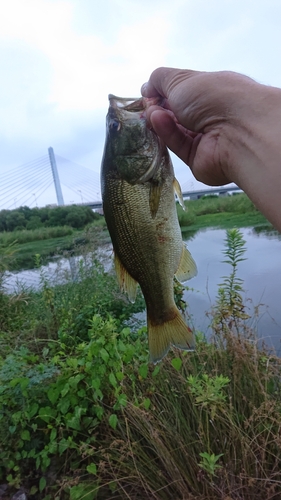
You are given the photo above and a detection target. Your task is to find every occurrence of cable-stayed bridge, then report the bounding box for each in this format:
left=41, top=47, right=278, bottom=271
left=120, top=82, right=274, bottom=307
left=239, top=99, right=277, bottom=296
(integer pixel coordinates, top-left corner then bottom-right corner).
left=0, top=148, right=101, bottom=210
left=0, top=148, right=241, bottom=211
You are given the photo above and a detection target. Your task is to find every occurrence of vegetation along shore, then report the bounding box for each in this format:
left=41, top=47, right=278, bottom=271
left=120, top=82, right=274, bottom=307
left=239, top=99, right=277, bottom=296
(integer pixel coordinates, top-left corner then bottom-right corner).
left=0, top=221, right=281, bottom=498
left=0, top=193, right=273, bottom=271
left=0, top=194, right=280, bottom=499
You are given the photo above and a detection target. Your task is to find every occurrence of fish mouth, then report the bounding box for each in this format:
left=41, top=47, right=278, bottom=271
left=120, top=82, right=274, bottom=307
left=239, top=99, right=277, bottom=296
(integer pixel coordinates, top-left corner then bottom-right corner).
left=108, top=95, right=146, bottom=125
left=108, top=95, right=144, bottom=112
left=108, top=94, right=164, bottom=113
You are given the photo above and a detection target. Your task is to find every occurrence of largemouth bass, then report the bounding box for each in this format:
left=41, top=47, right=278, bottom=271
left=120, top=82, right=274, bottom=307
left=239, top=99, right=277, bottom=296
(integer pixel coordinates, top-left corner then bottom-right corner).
left=101, top=95, right=197, bottom=363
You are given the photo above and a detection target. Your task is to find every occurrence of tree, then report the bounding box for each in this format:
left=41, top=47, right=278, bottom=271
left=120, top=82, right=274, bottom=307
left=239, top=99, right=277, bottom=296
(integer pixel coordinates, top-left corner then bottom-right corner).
left=0, top=210, right=9, bottom=232
left=26, top=216, right=43, bottom=230
left=5, top=211, right=26, bottom=231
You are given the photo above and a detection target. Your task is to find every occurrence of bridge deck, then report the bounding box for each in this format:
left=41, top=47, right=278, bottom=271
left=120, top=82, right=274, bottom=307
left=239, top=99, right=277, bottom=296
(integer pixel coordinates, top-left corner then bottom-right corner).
left=84, top=186, right=242, bottom=210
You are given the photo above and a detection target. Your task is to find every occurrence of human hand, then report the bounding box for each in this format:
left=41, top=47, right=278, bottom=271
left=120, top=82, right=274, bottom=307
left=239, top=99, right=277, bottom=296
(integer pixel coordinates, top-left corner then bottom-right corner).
left=141, top=67, right=281, bottom=231
left=141, top=67, right=265, bottom=186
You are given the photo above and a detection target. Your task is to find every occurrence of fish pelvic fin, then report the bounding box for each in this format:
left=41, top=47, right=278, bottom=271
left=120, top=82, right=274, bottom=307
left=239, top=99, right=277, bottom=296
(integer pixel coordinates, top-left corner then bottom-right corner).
left=175, top=244, right=197, bottom=283
left=173, top=178, right=185, bottom=210
left=148, top=307, right=195, bottom=364
left=114, top=253, right=138, bottom=303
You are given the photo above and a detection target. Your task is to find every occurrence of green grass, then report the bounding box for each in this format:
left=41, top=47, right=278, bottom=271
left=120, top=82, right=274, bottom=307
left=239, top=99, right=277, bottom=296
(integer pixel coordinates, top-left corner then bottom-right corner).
left=181, top=210, right=268, bottom=233
left=0, top=226, right=74, bottom=245
left=177, top=193, right=271, bottom=234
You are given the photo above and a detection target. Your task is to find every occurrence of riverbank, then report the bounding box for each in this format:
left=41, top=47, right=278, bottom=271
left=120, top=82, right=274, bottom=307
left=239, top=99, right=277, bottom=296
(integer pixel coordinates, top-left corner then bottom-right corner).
left=0, top=193, right=273, bottom=271
left=1, top=218, right=109, bottom=271
left=177, top=192, right=271, bottom=233
left=182, top=210, right=269, bottom=232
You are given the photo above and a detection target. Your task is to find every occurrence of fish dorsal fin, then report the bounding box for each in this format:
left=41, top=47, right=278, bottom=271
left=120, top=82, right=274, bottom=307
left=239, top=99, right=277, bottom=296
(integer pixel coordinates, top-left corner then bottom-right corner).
left=173, top=178, right=185, bottom=210
left=114, top=253, right=138, bottom=303
left=175, top=244, right=197, bottom=283
left=149, top=183, right=162, bottom=218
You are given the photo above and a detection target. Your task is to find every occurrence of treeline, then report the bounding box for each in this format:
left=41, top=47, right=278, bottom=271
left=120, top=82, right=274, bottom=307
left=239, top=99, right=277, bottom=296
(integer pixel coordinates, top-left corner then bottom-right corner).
left=0, top=205, right=101, bottom=232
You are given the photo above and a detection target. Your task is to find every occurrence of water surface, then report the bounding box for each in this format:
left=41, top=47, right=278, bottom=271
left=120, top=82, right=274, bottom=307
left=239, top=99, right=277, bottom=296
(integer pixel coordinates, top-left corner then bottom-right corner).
left=184, top=228, right=281, bottom=353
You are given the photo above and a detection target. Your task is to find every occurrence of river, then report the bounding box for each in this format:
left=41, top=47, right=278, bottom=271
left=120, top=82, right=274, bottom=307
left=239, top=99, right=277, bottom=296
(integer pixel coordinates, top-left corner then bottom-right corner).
left=184, top=227, right=281, bottom=354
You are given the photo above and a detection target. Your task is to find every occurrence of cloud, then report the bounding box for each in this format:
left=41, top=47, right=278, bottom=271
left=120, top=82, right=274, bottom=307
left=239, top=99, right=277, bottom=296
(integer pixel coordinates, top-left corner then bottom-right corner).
left=0, top=0, right=172, bottom=111
left=167, top=0, right=281, bottom=86
left=1, top=0, right=281, bottom=207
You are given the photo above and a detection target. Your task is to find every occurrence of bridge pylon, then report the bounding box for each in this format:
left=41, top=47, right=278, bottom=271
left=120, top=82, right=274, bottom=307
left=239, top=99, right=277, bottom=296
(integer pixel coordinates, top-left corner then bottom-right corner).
left=48, top=147, right=64, bottom=206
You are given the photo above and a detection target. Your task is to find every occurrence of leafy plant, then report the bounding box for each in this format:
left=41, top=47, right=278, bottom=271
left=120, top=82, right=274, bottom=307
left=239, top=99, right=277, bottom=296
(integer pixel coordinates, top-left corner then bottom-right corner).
left=187, top=373, right=230, bottom=417
left=198, top=452, right=223, bottom=477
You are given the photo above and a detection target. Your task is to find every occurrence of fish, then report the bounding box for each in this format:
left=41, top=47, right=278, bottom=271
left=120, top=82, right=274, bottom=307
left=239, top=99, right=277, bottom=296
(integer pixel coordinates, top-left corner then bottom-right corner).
left=100, top=94, right=197, bottom=363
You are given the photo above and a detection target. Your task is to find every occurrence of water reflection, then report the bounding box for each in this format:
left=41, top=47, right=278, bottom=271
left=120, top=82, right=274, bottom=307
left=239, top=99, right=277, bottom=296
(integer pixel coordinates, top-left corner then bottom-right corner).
left=4, top=246, right=112, bottom=293
left=184, top=228, right=281, bottom=354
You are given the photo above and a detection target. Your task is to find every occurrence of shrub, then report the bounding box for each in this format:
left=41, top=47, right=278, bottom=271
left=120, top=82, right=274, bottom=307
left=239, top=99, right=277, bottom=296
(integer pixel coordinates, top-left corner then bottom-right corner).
left=0, top=316, right=148, bottom=497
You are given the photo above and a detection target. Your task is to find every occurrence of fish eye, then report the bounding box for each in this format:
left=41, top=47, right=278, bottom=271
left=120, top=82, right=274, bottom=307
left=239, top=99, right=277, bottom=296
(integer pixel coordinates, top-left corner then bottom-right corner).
left=109, top=119, right=121, bottom=132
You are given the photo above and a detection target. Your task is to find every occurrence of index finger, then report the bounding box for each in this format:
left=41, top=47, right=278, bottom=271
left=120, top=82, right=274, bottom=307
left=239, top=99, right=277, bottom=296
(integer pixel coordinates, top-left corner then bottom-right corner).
left=141, top=67, right=197, bottom=98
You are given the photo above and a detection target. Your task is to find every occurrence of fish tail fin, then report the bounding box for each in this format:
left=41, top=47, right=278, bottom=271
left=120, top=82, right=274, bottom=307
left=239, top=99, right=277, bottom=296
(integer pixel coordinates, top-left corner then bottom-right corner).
left=148, top=307, right=195, bottom=364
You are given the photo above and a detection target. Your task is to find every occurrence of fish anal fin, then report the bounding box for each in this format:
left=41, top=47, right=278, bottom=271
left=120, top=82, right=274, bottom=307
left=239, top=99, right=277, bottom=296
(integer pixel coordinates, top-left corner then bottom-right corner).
left=114, top=253, right=138, bottom=303
left=173, top=178, right=185, bottom=210
left=175, top=244, right=197, bottom=283
left=148, top=307, right=195, bottom=364
left=149, top=183, right=162, bottom=218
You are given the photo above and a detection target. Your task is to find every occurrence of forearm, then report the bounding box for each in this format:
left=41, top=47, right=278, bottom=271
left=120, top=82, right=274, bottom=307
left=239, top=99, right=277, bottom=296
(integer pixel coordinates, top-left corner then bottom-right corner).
left=223, top=85, right=281, bottom=231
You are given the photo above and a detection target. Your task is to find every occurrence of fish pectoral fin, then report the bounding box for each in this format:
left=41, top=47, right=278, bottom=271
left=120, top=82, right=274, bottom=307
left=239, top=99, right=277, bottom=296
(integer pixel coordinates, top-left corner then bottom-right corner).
left=114, top=253, right=138, bottom=303
left=149, top=183, right=163, bottom=218
left=148, top=308, right=195, bottom=364
left=173, top=178, right=185, bottom=210
left=175, top=244, right=198, bottom=283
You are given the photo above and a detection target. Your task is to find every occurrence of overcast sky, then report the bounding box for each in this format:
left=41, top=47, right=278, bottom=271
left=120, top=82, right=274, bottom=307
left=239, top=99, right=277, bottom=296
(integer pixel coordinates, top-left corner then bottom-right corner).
left=1, top=0, right=281, bottom=207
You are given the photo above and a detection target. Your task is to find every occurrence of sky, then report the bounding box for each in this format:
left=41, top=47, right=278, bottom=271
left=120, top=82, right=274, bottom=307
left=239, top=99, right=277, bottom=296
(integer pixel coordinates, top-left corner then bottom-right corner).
left=1, top=0, right=281, bottom=207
